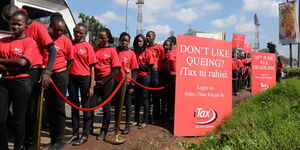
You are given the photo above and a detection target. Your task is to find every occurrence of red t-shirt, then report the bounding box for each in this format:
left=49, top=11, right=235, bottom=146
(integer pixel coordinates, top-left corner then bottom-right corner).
left=147, top=44, right=164, bottom=69
left=24, top=21, right=53, bottom=66
left=94, top=46, right=121, bottom=78
left=165, top=49, right=176, bottom=75
left=238, top=59, right=244, bottom=68
left=114, top=49, right=138, bottom=82
left=232, top=58, right=238, bottom=70
left=0, top=36, right=40, bottom=68
left=43, top=35, right=74, bottom=70
left=69, top=41, right=97, bottom=76
left=243, top=58, right=251, bottom=70
left=136, top=49, right=154, bottom=78
left=277, top=60, right=284, bottom=73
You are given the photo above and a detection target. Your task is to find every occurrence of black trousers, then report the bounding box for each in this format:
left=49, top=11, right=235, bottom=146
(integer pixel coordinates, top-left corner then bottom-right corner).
left=243, top=69, right=251, bottom=88
left=92, top=78, right=114, bottom=133
left=0, top=77, right=31, bottom=150
left=149, top=70, right=160, bottom=123
left=45, top=70, right=68, bottom=144
left=232, top=70, right=239, bottom=93
left=276, top=72, right=282, bottom=82
left=114, top=82, right=133, bottom=126
left=68, top=75, right=92, bottom=137
left=134, top=75, right=150, bottom=124
left=160, top=73, right=175, bottom=122
left=25, top=68, right=41, bottom=145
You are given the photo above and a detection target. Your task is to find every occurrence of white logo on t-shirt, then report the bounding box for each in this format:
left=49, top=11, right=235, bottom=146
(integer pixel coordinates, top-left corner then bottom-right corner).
left=55, top=46, right=61, bottom=51
left=104, top=54, right=110, bottom=59
left=79, top=49, right=86, bottom=54
left=14, top=48, right=23, bottom=54
left=123, top=57, right=129, bottom=63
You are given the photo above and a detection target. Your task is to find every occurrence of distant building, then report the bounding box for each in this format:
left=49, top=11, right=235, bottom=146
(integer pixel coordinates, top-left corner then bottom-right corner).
left=184, top=28, right=226, bottom=40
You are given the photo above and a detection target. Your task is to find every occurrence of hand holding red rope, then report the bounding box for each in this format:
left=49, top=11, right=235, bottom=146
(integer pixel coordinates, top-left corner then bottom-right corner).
left=50, top=78, right=124, bottom=111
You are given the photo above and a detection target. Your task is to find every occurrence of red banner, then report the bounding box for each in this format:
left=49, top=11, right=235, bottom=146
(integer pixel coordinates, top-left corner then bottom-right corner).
left=232, top=34, right=245, bottom=49
left=174, top=35, right=232, bottom=136
left=251, top=53, right=276, bottom=94
left=243, top=43, right=252, bottom=53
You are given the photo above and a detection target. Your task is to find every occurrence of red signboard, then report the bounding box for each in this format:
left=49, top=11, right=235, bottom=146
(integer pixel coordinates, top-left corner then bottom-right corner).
left=251, top=53, right=276, bottom=94
left=232, top=34, right=245, bottom=49
left=243, top=43, right=252, bottom=53
left=174, top=35, right=232, bottom=136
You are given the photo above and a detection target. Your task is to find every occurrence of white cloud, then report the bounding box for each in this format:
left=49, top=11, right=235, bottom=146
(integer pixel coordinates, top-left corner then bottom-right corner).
left=112, top=0, right=221, bottom=25
left=187, top=0, right=222, bottom=11
left=202, top=2, right=222, bottom=11
left=172, top=8, right=198, bottom=24
left=211, top=15, right=238, bottom=29
left=211, top=15, right=255, bottom=33
left=234, top=21, right=255, bottom=33
left=96, top=11, right=125, bottom=24
left=145, top=25, right=172, bottom=35
left=143, top=13, right=157, bottom=24
left=242, top=0, right=281, bottom=17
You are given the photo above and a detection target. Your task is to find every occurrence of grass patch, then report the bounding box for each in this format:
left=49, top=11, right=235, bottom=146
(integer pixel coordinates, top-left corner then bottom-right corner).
left=179, top=79, right=300, bottom=150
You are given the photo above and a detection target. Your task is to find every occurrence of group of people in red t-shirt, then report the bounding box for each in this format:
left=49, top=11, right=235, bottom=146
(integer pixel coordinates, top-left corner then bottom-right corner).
left=232, top=52, right=251, bottom=96
left=0, top=5, right=177, bottom=150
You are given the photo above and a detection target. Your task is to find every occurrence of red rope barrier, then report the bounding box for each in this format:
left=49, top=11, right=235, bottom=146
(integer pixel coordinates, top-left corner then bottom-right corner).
left=130, top=78, right=174, bottom=90
left=50, top=78, right=124, bottom=111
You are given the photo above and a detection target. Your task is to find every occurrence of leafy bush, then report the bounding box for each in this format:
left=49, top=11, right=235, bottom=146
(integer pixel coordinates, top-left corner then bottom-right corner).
left=283, top=67, right=300, bottom=78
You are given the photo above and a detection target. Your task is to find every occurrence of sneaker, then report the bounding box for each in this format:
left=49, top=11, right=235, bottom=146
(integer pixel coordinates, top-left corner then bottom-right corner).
left=121, top=126, right=130, bottom=135
left=73, top=136, right=88, bottom=146
left=96, top=131, right=106, bottom=140
left=65, top=136, right=79, bottom=144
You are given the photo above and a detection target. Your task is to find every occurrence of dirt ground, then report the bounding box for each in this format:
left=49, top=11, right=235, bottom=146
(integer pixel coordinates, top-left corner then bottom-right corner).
left=8, top=89, right=251, bottom=150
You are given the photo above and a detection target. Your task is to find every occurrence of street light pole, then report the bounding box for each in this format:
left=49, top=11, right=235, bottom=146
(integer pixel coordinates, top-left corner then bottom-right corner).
left=125, top=0, right=129, bottom=33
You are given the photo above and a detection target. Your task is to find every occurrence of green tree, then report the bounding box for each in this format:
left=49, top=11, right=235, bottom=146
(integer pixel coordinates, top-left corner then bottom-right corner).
left=78, top=13, right=105, bottom=46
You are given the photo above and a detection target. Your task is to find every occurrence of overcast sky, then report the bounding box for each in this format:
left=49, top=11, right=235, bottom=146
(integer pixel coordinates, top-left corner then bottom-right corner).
left=67, top=0, right=296, bottom=57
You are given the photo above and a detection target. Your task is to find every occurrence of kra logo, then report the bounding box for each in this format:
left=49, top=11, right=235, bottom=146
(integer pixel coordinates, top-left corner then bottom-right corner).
left=14, top=48, right=23, bottom=54
left=104, top=54, right=110, bottom=59
left=153, top=53, right=157, bottom=57
left=193, top=108, right=218, bottom=125
left=139, top=56, right=143, bottom=60
left=123, top=57, right=129, bottom=63
left=259, top=83, right=270, bottom=90
left=79, top=49, right=86, bottom=54
left=55, top=46, right=61, bottom=51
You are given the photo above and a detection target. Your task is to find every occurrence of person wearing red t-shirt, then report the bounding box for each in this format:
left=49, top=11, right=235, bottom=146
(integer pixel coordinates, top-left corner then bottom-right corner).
left=2, top=6, right=57, bottom=148
left=276, top=56, right=284, bottom=82
left=146, top=31, right=165, bottom=124
left=133, top=34, right=154, bottom=129
left=232, top=53, right=239, bottom=96
left=162, top=39, right=176, bottom=125
left=243, top=53, right=251, bottom=88
left=64, top=23, right=97, bottom=146
left=237, top=53, right=244, bottom=90
left=0, top=11, right=39, bottom=150
left=108, top=32, right=138, bottom=135
left=93, top=28, right=121, bottom=140
left=43, top=13, right=74, bottom=150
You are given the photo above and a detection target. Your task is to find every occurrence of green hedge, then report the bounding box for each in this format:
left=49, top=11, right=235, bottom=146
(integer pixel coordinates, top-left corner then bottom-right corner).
left=283, top=67, right=300, bottom=78
left=178, top=79, right=300, bottom=150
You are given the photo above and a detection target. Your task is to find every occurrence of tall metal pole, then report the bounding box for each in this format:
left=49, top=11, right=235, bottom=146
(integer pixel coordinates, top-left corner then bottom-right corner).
left=125, top=0, right=129, bottom=33
left=287, top=0, right=293, bottom=68
left=35, top=87, right=45, bottom=150
left=290, top=44, right=293, bottom=67
left=298, top=0, right=300, bottom=68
